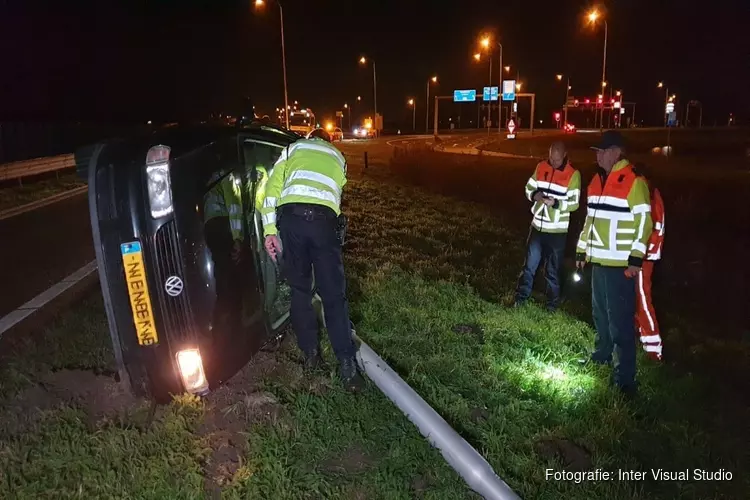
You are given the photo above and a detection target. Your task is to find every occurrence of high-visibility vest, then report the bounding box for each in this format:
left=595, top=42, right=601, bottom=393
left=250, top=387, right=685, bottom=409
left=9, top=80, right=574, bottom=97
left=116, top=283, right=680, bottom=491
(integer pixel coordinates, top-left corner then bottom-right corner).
left=647, top=187, right=665, bottom=261
left=576, top=159, right=653, bottom=267
left=524, top=161, right=581, bottom=233
left=260, top=138, right=347, bottom=236
left=203, top=172, right=244, bottom=241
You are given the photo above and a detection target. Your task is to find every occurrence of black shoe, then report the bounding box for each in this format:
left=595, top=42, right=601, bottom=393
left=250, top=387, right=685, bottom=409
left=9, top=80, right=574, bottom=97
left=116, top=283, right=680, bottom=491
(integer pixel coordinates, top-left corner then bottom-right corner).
left=618, top=384, right=638, bottom=400
left=339, top=357, right=365, bottom=393
left=303, top=350, right=324, bottom=372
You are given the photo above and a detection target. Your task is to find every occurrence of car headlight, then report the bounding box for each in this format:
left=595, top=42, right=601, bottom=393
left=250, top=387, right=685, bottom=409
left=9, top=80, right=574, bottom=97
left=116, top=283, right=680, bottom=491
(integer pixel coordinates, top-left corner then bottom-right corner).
left=145, top=146, right=173, bottom=218
left=176, top=348, right=209, bottom=395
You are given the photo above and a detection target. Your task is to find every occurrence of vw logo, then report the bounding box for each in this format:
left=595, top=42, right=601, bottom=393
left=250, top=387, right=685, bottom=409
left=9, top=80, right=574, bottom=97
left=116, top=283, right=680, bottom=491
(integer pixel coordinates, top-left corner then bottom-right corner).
left=164, top=276, right=184, bottom=297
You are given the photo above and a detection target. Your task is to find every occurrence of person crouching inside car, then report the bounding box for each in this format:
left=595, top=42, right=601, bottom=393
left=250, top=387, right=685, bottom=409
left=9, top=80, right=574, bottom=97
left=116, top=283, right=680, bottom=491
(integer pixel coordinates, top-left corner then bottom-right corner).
left=260, top=128, right=364, bottom=393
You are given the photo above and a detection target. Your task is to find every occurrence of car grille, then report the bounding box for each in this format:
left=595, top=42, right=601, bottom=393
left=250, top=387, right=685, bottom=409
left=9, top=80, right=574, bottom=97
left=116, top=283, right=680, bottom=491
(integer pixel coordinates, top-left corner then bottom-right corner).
left=149, top=220, right=196, bottom=342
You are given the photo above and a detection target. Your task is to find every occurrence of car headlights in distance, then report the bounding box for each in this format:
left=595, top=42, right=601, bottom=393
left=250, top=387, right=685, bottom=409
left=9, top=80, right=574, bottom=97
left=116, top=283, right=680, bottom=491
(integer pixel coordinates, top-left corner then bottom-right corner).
left=176, top=348, right=209, bottom=395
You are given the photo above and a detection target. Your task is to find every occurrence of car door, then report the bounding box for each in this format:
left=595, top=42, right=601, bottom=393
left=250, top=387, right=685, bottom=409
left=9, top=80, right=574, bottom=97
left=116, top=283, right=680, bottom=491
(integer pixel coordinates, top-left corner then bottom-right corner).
left=239, top=135, right=292, bottom=331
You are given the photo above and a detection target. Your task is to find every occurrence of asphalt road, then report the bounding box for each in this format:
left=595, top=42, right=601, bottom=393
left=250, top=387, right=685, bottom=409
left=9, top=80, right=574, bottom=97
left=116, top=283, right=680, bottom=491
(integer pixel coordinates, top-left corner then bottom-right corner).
left=0, top=192, right=93, bottom=316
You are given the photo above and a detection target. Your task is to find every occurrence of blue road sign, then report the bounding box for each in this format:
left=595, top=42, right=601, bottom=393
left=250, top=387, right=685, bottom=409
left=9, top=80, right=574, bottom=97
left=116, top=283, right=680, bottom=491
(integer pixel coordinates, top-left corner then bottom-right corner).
left=667, top=111, right=677, bottom=127
left=502, top=80, right=516, bottom=101
left=453, top=89, right=477, bottom=102
left=483, top=86, right=499, bottom=101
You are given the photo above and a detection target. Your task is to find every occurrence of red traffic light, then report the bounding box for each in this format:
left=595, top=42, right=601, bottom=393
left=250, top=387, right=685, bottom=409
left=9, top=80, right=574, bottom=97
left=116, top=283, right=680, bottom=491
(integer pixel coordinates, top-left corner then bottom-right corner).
left=554, top=112, right=561, bottom=121
left=585, top=98, right=591, bottom=104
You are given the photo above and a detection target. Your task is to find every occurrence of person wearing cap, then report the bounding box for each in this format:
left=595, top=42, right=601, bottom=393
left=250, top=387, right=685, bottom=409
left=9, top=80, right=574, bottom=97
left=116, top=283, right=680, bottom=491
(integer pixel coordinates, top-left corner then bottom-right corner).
left=261, top=129, right=364, bottom=393
left=576, top=131, right=653, bottom=396
left=515, top=141, right=581, bottom=311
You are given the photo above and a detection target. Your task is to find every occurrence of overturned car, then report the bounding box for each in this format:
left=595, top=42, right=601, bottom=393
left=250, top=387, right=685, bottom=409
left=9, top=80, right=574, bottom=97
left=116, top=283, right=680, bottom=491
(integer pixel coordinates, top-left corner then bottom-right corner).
left=77, top=123, right=304, bottom=403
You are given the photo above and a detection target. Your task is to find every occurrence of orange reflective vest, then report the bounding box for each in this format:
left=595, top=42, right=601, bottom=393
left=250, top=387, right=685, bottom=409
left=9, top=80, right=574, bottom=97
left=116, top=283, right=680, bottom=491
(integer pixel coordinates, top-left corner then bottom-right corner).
left=576, top=159, right=653, bottom=267
left=524, top=161, right=581, bottom=233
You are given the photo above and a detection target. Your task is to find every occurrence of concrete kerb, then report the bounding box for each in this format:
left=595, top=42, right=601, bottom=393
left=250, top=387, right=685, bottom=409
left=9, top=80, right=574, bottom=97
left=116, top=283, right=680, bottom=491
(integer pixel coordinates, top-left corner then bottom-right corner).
left=0, top=260, right=98, bottom=340
left=0, top=185, right=88, bottom=221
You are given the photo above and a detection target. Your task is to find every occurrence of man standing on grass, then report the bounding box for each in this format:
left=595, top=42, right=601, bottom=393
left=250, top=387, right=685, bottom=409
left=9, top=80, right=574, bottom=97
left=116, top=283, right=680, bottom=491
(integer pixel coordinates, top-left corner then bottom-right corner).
left=576, top=131, right=653, bottom=397
left=515, top=141, right=581, bottom=312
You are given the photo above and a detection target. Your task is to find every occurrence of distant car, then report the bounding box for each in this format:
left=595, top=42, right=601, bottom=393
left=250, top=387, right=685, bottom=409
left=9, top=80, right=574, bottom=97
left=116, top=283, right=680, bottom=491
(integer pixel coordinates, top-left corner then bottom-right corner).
left=75, top=123, right=307, bottom=403
left=353, top=126, right=375, bottom=139
left=564, top=123, right=576, bottom=134
left=331, top=127, right=344, bottom=142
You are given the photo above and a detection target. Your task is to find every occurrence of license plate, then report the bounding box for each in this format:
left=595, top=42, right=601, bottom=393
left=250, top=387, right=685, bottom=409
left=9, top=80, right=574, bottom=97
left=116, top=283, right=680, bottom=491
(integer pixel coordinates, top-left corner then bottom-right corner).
left=120, top=241, right=159, bottom=346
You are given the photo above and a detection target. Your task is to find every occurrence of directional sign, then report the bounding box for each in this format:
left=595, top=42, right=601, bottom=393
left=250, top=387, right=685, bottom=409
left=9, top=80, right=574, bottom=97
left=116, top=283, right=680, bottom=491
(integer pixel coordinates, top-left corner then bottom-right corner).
left=502, top=80, right=516, bottom=101
left=483, top=86, right=499, bottom=101
left=453, top=89, right=477, bottom=102
left=507, top=119, right=516, bottom=135
left=667, top=111, right=677, bottom=127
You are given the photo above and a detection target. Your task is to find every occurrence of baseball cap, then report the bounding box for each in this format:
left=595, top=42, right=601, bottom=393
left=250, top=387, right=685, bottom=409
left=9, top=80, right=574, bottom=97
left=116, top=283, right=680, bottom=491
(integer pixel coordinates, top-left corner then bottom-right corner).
left=592, top=130, right=625, bottom=150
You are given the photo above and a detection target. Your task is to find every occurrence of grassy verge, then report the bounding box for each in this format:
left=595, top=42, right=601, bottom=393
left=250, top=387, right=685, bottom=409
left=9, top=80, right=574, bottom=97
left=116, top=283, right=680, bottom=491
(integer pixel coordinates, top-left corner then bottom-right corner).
left=0, top=172, right=84, bottom=213
left=341, top=150, right=749, bottom=499
left=0, top=295, right=472, bottom=499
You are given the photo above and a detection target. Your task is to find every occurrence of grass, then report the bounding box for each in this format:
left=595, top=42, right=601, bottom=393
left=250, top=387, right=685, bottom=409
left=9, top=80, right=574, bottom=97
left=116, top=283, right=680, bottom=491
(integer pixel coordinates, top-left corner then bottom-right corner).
left=1, top=142, right=748, bottom=498
left=0, top=171, right=84, bottom=212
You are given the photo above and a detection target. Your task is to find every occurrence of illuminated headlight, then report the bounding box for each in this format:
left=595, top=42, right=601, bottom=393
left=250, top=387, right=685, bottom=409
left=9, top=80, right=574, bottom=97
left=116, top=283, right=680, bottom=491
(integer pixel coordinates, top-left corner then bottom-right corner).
left=176, top=348, right=209, bottom=394
left=146, top=163, right=173, bottom=218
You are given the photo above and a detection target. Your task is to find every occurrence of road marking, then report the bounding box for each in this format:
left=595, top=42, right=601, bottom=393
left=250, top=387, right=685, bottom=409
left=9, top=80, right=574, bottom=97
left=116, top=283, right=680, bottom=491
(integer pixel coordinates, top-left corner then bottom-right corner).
left=0, top=185, right=88, bottom=221
left=0, top=260, right=97, bottom=339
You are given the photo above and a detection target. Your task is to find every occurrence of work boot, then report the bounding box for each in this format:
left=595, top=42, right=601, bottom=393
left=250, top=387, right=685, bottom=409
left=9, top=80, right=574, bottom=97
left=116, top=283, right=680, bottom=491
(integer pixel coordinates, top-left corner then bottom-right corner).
left=339, top=357, right=365, bottom=393
left=303, top=349, right=324, bottom=372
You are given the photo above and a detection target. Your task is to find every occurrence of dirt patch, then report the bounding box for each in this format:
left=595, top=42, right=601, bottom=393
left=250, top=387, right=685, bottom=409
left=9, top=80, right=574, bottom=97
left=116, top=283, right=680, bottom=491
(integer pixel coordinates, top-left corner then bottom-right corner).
left=320, top=444, right=377, bottom=476
left=198, top=348, right=290, bottom=493
left=410, top=473, right=436, bottom=498
left=534, top=438, right=592, bottom=471
left=1, top=369, right=141, bottom=435
left=469, top=406, right=490, bottom=424
left=452, top=323, right=484, bottom=342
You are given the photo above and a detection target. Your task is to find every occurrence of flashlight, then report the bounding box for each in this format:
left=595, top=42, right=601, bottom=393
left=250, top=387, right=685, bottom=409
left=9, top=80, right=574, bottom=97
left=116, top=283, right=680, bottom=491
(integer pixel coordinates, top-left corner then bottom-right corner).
left=572, top=271, right=582, bottom=283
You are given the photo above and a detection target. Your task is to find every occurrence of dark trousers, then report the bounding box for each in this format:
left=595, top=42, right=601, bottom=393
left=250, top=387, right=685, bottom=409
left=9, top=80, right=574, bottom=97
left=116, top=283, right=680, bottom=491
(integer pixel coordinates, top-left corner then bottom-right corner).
left=205, top=217, right=242, bottom=329
left=515, top=228, right=566, bottom=309
left=278, top=205, right=355, bottom=363
left=591, top=265, right=637, bottom=388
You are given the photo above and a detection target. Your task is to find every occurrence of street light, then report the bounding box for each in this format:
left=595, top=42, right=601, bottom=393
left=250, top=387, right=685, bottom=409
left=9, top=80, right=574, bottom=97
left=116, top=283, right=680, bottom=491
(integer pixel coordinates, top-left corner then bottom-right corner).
left=408, top=98, right=416, bottom=131
left=658, top=82, right=670, bottom=126
left=588, top=8, right=608, bottom=130
left=359, top=56, right=378, bottom=124
left=425, top=75, right=437, bottom=133
left=556, top=74, right=571, bottom=128
left=477, top=33, right=503, bottom=133
left=515, top=82, right=522, bottom=91
left=255, top=0, right=289, bottom=129
left=504, top=65, right=511, bottom=73
left=343, top=103, right=351, bottom=129
left=473, top=53, right=481, bottom=61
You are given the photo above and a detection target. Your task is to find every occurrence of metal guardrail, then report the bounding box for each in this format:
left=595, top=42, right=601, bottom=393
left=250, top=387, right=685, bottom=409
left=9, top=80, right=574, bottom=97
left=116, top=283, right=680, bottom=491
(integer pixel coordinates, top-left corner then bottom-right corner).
left=0, top=154, right=75, bottom=183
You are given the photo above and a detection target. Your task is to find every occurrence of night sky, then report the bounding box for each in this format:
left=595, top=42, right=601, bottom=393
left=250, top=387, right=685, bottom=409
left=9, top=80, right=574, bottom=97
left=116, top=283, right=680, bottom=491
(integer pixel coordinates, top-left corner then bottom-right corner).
left=2, top=0, right=748, bottom=128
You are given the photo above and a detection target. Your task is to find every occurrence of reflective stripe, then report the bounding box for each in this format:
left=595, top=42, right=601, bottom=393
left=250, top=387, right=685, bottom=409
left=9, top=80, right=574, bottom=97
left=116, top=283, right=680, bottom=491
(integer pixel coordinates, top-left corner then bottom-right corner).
left=585, top=247, right=630, bottom=261
left=654, top=222, right=663, bottom=231
left=262, top=212, right=276, bottom=225
left=527, top=178, right=538, bottom=188
left=635, top=209, right=648, bottom=244
left=263, top=196, right=277, bottom=208
left=230, top=220, right=243, bottom=231
left=616, top=239, right=634, bottom=245
left=648, top=243, right=655, bottom=250
left=287, top=169, right=341, bottom=196
left=632, top=203, right=651, bottom=214
left=588, top=195, right=629, bottom=207
left=228, top=204, right=242, bottom=215
left=643, top=344, right=663, bottom=355
left=566, top=189, right=581, bottom=198
left=205, top=203, right=224, bottom=214
left=535, top=180, right=568, bottom=194
left=588, top=208, right=635, bottom=222
left=282, top=141, right=346, bottom=170
left=632, top=242, right=647, bottom=254
left=617, top=228, right=636, bottom=234
left=532, top=220, right=570, bottom=230
left=638, top=271, right=656, bottom=332
left=640, top=334, right=662, bottom=343
left=281, top=184, right=339, bottom=206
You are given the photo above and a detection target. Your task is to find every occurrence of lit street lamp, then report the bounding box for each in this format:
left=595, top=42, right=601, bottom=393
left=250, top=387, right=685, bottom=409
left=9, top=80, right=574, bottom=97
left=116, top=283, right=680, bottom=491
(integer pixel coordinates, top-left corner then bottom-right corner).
left=343, top=103, right=351, bottom=129
left=478, top=34, right=504, bottom=133
left=556, top=74, right=571, bottom=128
left=425, top=75, right=437, bottom=133
left=408, top=98, right=416, bottom=131
left=658, top=82, right=671, bottom=127
left=588, top=8, right=608, bottom=130
left=255, top=0, right=289, bottom=129
left=359, top=56, right=378, bottom=122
